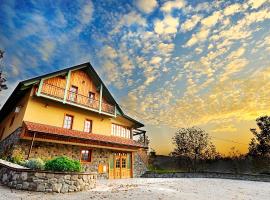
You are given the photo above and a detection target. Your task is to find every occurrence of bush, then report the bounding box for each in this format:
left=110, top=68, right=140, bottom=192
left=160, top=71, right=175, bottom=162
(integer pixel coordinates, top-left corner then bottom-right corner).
left=24, top=158, right=45, bottom=170
left=45, top=156, right=81, bottom=172
left=11, top=148, right=25, bottom=165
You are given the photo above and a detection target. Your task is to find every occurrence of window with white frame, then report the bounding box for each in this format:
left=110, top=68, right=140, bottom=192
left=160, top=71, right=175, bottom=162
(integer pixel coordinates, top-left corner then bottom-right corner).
left=63, top=114, right=73, bottom=129
left=84, top=120, right=92, bottom=133
left=111, top=124, right=131, bottom=139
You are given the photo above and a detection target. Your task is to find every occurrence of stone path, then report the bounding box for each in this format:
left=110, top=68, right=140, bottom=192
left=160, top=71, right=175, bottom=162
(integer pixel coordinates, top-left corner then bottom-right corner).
left=0, top=178, right=270, bottom=200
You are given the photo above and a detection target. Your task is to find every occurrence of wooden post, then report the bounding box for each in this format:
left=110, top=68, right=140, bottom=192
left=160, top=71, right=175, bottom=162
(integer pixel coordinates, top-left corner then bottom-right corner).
left=36, top=79, right=44, bottom=96
left=63, top=70, right=71, bottom=103
left=27, top=132, right=36, bottom=159
left=99, top=84, right=103, bottom=113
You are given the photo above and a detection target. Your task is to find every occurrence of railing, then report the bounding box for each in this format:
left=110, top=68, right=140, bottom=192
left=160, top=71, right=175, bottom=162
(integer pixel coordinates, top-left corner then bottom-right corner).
left=67, top=91, right=100, bottom=110
left=102, top=102, right=115, bottom=114
left=39, top=83, right=115, bottom=115
left=40, top=83, right=65, bottom=100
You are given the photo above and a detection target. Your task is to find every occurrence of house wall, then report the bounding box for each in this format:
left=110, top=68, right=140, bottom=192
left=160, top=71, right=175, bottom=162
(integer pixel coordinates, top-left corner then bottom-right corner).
left=0, top=92, right=30, bottom=141
left=23, top=94, right=135, bottom=136
left=15, top=140, right=115, bottom=179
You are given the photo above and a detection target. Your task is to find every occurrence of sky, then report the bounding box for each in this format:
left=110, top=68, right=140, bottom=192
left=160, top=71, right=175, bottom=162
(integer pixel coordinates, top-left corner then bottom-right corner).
left=1, top=0, right=270, bottom=156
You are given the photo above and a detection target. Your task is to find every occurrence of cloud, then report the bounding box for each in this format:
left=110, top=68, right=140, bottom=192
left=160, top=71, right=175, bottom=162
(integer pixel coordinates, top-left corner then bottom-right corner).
left=136, top=0, right=158, bottom=14
left=161, top=0, right=186, bottom=13
left=80, top=1, right=94, bottom=24
left=185, top=28, right=210, bottom=47
left=38, top=41, right=56, bottom=61
left=201, top=11, right=222, bottom=28
left=180, top=15, right=202, bottom=32
left=220, top=59, right=248, bottom=82
left=211, top=124, right=237, bottom=133
left=223, top=3, right=243, bottom=16
left=248, top=0, right=268, bottom=9
left=154, top=15, right=180, bottom=35
left=111, top=11, right=146, bottom=34
left=150, top=56, right=162, bottom=65
left=101, top=45, right=118, bottom=59
left=158, top=42, right=175, bottom=54
left=227, top=47, right=245, bottom=60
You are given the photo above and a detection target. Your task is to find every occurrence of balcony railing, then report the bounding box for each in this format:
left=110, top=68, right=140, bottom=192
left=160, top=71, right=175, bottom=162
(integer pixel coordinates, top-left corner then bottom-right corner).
left=39, top=83, right=115, bottom=115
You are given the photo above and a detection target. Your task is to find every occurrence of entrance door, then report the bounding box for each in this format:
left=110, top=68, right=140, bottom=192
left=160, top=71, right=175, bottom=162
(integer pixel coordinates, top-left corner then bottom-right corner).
left=109, top=152, right=131, bottom=179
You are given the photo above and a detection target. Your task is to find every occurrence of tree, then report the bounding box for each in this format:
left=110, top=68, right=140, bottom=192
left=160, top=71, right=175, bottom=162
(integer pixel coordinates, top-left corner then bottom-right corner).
left=171, top=127, right=218, bottom=160
left=248, top=116, right=270, bottom=157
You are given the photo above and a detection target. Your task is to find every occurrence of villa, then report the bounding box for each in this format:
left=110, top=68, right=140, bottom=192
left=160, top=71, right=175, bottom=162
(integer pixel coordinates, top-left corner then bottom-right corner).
left=0, top=62, right=148, bottom=179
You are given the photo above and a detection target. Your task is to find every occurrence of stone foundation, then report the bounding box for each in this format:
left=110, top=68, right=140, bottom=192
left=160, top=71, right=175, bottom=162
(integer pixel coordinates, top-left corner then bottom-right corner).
left=0, top=128, right=22, bottom=158
left=133, top=150, right=148, bottom=178
left=14, top=141, right=111, bottom=179
left=0, top=160, right=97, bottom=193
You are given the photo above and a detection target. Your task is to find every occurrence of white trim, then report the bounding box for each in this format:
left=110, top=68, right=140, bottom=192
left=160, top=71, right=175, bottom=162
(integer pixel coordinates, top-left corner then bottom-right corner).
left=99, top=84, right=103, bottom=113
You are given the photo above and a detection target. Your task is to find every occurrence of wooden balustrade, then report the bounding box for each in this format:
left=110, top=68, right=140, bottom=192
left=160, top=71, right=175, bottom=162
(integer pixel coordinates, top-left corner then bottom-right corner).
left=39, top=83, right=115, bottom=115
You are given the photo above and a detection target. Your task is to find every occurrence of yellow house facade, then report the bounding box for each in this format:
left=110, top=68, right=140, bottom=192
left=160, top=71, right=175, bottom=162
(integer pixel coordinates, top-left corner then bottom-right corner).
left=0, top=63, right=148, bottom=179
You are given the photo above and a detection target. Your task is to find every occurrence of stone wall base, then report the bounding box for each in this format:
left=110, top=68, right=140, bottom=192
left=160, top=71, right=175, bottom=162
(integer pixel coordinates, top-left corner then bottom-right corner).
left=0, top=161, right=97, bottom=193
left=133, top=149, right=148, bottom=178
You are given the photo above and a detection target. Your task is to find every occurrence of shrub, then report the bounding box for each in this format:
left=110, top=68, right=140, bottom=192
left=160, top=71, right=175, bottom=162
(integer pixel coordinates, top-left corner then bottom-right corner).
left=11, top=148, right=25, bottom=165
left=45, top=156, right=81, bottom=172
left=24, top=158, right=45, bottom=170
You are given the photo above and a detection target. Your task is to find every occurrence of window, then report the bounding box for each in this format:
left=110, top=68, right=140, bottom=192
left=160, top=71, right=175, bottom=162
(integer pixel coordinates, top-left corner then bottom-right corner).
left=69, top=86, right=78, bottom=102
left=122, top=158, right=126, bottom=168
left=88, top=92, right=95, bottom=103
left=84, top=120, right=92, bottom=133
left=81, top=150, right=91, bottom=162
left=111, top=124, right=131, bottom=139
left=63, top=114, right=73, bottom=129
left=115, top=158, right=120, bottom=168
left=9, top=115, right=15, bottom=127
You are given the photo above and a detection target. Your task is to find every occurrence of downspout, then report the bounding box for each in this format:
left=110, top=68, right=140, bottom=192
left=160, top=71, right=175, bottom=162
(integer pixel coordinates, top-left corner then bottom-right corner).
left=27, top=132, right=36, bottom=159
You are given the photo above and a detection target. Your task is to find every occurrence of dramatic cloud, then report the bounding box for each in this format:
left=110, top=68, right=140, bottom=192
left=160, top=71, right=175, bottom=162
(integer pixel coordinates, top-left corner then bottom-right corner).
left=154, top=15, right=179, bottom=35
left=161, top=0, right=186, bottom=13
left=1, top=0, right=270, bottom=155
left=136, top=0, right=158, bottom=14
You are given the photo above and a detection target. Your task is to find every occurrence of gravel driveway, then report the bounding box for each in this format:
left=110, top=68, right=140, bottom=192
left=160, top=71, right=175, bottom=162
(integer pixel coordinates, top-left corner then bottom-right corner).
left=0, top=178, right=269, bottom=200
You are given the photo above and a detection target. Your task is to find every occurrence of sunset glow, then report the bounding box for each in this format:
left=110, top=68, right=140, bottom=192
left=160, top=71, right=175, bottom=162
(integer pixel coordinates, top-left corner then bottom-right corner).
left=1, top=0, right=270, bottom=155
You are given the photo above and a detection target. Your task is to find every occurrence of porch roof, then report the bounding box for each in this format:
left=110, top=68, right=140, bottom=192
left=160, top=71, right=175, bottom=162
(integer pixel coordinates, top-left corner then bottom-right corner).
left=23, top=121, right=145, bottom=149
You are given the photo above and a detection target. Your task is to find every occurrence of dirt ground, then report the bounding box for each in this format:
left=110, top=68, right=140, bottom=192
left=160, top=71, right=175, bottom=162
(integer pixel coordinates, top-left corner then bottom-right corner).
left=0, top=178, right=269, bottom=200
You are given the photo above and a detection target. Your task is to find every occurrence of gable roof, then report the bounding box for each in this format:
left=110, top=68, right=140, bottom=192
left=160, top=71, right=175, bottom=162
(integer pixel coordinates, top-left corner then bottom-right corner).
left=0, top=62, right=144, bottom=128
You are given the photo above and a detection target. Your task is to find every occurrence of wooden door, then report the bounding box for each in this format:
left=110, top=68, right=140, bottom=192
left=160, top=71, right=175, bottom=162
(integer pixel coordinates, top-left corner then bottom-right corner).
left=115, top=155, right=121, bottom=179
left=109, top=152, right=132, bottom=179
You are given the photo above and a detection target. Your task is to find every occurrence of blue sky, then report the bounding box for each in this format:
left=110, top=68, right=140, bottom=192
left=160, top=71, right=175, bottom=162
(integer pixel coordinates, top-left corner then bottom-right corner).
left=1, top=0, right=270, bottom=155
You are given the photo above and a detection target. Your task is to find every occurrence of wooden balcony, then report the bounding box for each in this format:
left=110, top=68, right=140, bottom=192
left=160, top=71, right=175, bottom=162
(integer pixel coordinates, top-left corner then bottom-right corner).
left=38, top=83, right=115, bottom=115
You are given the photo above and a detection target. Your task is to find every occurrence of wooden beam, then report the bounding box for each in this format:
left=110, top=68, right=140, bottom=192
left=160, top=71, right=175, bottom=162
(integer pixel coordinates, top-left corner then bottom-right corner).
left=36, top=79, right=44, bottom=96
left=63, top=70, right=71, bottom=103
left=21, top=136, right=139, bottom=152
left=27, top=132, right=36, bottom=159
left=99, top=84, right=103, bottom=113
